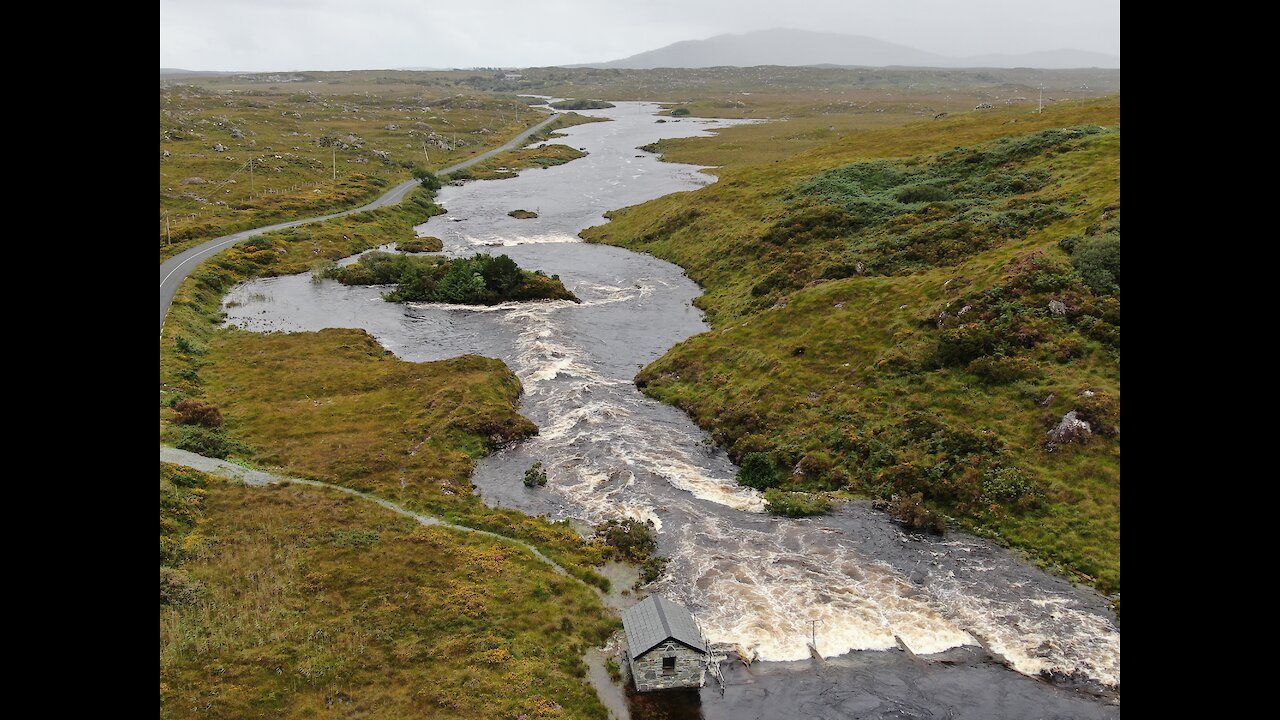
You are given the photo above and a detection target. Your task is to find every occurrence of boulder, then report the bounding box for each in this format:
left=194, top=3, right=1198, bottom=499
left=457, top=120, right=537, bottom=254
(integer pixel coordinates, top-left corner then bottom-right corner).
left=1047, top=411, right=1091, bottom=445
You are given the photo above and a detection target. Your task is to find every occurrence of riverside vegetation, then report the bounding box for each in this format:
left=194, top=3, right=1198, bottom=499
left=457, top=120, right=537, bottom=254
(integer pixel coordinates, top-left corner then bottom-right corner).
left=448, top=112, right=606, bottom=181
left=320, top=251, right=578, bottom=304
left=160, top=463, right=616, bottom=719
left=585, top=97, right=1120, bottom=601
left=160, top=173, right=639, bottom=717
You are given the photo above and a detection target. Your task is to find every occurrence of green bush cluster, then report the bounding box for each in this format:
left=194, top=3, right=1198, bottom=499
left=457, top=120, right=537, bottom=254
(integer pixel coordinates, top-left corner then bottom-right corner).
left=172, top=425, right=249, bottom=459
left=325, top=251, right=577, bottom=305
left=593, top=518, right=658, bottom=564
left=523, top=462, right=548, bottom=488
left=639, top=555, right=670, bottom=585
left=740, top=126, right=1108, bottom=289
left=736, top=451, right=785, bottom=489
left=412, top=168, right=443, bottom=192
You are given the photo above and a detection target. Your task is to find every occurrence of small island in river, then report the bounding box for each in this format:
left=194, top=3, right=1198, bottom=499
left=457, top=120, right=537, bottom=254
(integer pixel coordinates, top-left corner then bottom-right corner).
left=322, top=251, right=578, bottom=305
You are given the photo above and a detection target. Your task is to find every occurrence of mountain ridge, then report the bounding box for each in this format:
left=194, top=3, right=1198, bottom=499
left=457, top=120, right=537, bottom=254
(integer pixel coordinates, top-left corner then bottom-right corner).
left=571, top=28, right=1119, bottom=70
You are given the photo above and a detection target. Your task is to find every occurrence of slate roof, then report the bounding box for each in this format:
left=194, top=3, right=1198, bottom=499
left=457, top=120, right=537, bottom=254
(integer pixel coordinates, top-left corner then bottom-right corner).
left=621, top=595, right=707, bottom=658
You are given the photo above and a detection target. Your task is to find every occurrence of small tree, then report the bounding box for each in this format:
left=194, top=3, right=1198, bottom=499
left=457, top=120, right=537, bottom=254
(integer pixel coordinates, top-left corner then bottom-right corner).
left=481, top=254, right=522, bottom=296
left=412, top=168, right=443, bottom=192
left=523, top=462, right=548, bottom=487
left=433, top=261, right=487, bottom=303
left=736, top=452, right=783, bottom=489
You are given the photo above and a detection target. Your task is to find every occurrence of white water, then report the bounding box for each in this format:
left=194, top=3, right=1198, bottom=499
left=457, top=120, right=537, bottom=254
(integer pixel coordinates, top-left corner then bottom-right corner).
left=222, top=101, right=1120, bottom=695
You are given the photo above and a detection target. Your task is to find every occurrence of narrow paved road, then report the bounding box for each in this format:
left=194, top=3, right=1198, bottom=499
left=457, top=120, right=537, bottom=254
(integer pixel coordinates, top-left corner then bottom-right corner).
left=159, top=112, right=560, bottom=335
left=160, top=445, right=573, bottom=578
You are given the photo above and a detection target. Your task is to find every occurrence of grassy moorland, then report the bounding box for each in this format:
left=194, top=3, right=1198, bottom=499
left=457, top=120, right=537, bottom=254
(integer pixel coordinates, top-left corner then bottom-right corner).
left=158, top=171, right=639, bottom=715
left=160, top=75, right=544, bottom=261
left=159, top=183, right=618, bottom=589
left=584, top=97, right=1120, bottom=599
left=160, top=463, right=616, bottom=719
left=467, top=65, right=1119, bottom=120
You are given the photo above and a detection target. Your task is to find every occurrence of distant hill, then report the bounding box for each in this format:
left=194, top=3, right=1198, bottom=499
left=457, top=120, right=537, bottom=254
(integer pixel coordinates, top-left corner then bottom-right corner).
left=574, top=28, right=1119, bottom=70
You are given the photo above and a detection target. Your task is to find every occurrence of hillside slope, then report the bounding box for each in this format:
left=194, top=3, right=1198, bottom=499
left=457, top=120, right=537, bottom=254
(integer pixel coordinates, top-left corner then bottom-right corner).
left=578, top=28, right=1119, bottom=69
left=584, top=98, right=1120, bottom=598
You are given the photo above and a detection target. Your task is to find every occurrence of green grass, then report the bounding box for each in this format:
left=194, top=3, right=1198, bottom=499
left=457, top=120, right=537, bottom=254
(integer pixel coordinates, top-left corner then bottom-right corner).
left=584, top=97, right=1120, bottom=597
left=549, top=99, right=615, bottom=110
left=161, top=183, right=616, bottom=586
left=396, top=236, right=442, bottom=253
left=160, top=463, right=616, bottom=719
left=457, top=144, right=587, bottom=181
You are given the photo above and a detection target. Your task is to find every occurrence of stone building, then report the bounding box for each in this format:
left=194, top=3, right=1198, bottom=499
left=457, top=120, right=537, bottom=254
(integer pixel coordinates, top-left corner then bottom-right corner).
left=621, top=595, right=707, bottom=692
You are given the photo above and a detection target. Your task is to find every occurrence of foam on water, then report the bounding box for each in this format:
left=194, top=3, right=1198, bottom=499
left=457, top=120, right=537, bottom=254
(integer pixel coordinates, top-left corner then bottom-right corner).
left=220, top=101, right=1119, bottom=694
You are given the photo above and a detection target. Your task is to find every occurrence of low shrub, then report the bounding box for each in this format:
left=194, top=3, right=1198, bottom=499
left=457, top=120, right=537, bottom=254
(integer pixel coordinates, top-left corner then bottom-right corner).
left=1074, top=391, right=1120, bottom=437
left=886, top=492, right=947, bottom=534
left=523, top=462, right=548, bottom=488
left=593, top=518, right=657, bottom=563
left=968, top=354, right=1037, bottom=384
left=736, top=452, right=784, bottom=490
left=1071, top=234, right=1121, bottom=295
left=639, top=555, right=669, bottom=585
left=172, top=425, right=247, bottom=459
left=979, top=467, right=1042, bottom=510
left=160, top=566, right=204, bottom=605
left=763, top=489, right=832, bottom=517
left=173, top=399, right=224, bottom=429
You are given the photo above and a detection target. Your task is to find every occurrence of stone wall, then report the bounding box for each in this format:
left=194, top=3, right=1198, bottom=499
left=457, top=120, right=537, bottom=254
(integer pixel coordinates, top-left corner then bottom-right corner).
left=629, top=640, right=705, bottom=692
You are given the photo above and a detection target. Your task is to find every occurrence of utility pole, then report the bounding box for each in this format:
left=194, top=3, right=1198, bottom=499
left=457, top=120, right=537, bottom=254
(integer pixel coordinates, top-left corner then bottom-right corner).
left=165, top=212, right=171, bottom=245
left=249, top=156, right=254, bottom=196
left=332, top=145, right=336, bottom=182
left=1038, top=85, right=1044, bottom=114
left=808, top=619, right=824, bottom=652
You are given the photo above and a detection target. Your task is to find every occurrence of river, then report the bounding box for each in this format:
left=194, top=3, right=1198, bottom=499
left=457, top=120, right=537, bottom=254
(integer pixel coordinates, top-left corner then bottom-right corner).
left=222, top=101, right=1119, bottom=717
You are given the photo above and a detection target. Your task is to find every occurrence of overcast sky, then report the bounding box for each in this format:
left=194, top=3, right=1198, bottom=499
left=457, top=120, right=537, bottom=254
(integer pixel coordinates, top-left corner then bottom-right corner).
left=160, top=0, right=1120, bottom=71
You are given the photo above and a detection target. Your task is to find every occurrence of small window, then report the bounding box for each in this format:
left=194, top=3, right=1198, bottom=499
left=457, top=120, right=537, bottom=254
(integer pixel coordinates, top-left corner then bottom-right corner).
left=662, top=656, right=677, bottom=675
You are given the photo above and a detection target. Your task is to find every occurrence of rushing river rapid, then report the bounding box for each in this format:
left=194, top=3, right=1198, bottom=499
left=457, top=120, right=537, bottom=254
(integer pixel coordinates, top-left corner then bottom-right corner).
left=223, top=102, right=1119, bottom=716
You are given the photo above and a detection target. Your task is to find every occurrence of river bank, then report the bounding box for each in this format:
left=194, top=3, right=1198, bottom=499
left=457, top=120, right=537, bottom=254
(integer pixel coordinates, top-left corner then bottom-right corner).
left=219, top=100, right=1118, bottom=716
